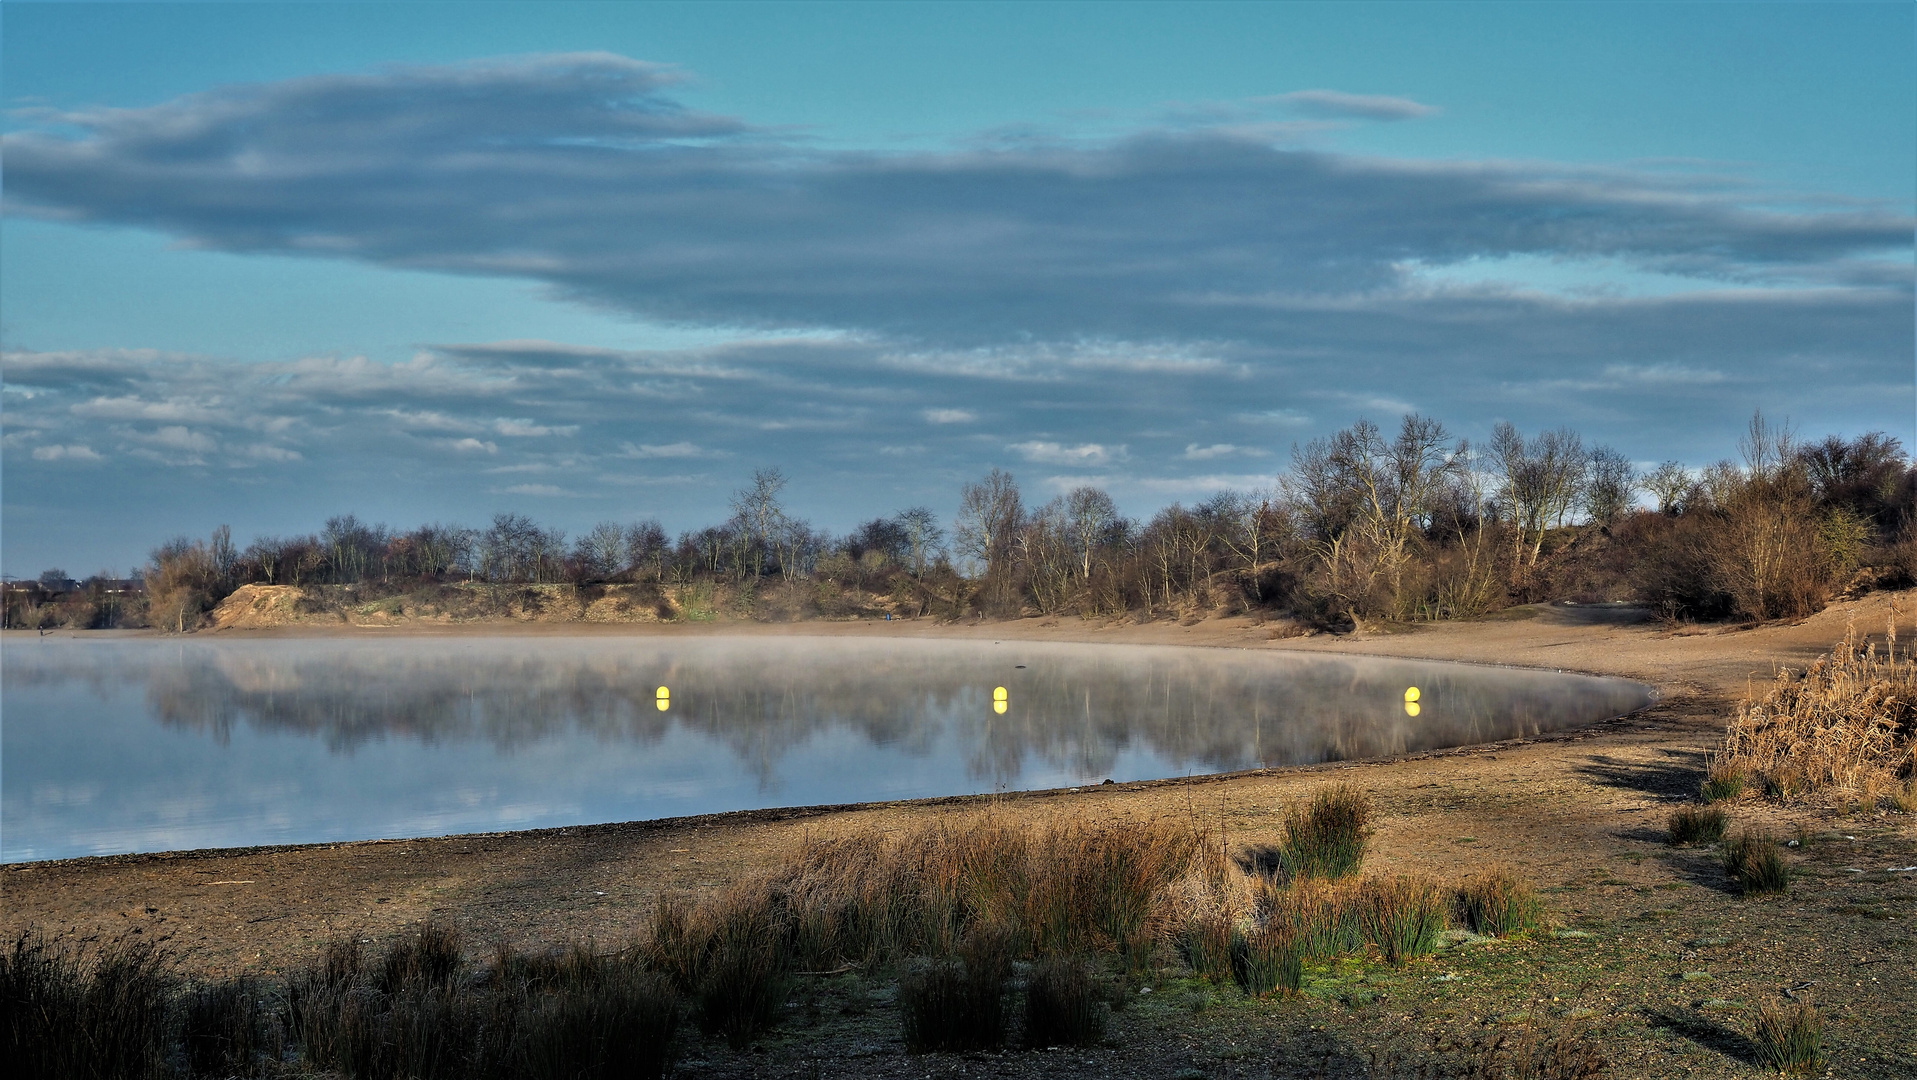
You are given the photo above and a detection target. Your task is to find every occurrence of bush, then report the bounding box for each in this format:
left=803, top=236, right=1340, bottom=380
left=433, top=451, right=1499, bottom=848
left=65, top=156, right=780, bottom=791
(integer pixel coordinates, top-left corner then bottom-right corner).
left=1724, top=628, right=1917, bottom=801
left=1753, top=998, right=1823, bottom=1075
left=0, top=931, right=175, bottom=1080
left=1230, top=926, right=1302, bottom=997
left=1666, top=804, right=1728, bottom=845
left=1280, top=784, right=1371, bottom=880
left=1453, top=866, right=1544, bottom=937
left=1724, top=831, right=1790, bottom=895
left=1358, top=876, right=1446, bottom=964
left=1022, top=954, right=1107, bottom=1047
left=898, top=957, right=1006, bottom=1053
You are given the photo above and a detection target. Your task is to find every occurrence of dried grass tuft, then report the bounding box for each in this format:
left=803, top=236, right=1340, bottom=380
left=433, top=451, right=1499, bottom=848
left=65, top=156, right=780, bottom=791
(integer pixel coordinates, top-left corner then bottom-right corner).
left=1667, top=804, right=1729, bottom=845
left=1753, top=998, right=1823, bottom=1075
left=1453, top=865, right=1545, bottom=937
left=1724, top=830, right=1790, bottom=896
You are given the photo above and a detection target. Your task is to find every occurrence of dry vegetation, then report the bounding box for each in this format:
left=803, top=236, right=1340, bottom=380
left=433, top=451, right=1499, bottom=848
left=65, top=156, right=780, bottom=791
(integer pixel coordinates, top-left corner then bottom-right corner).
left=1719, top=616, right=1917, bottom=807
left=2, top=793, right=1622, bottom=1078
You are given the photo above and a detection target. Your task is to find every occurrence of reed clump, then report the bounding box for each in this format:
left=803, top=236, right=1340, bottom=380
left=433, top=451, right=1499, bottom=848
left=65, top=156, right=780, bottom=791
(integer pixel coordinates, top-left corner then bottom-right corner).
left=1229, top=925, right=1303, bottom=997
left=1753, top=998, right=1823, bottom=1075
left=897, top=956, right=1007, bottom=1052
left=1022, top=954, right=1108, bottom=1047
left=1358, top=875, right=1448, bottom=964
left=1453, top=865, right=1545, bottom=937
left=1666, top=803, right=1729, bottom=845
left=1700, top=753, right=1747, bottom=803
left=1724, top=831, right=1791, bottom=896
left=0, top=930, right=175, bottom=1080
left=1723, top=622, right=1917, bottom=804
left=1279, top=784, right=1373, bottom=880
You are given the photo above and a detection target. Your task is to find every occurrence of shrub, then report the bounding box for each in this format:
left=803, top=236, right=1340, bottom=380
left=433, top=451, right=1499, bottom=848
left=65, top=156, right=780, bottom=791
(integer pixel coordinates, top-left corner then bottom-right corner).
left=1666, top=804, right=1728, bottom=845
left=180, top=976, right=280, bottom=1078
left=1229, top=926, right=1302, bottom=997
left=1753, top=998, right=1823, bottom=1075
left=0, top=931, right=175, bottom=1080
left=1701, top=754, right=1746, bottom=802
left=898, top=957, right=1006, bottom=1052
left=1022, top=954, right=1107, bottom=1047
left=1453, top=866, right=1545, bottom=937
left=1281, top=784, right=1371, bottom=880
left=1358, top=875, right=1446, bottom=964
left=377, top=921, right=464, bottom=992
left=1724, top=831, right=1790, bottom=895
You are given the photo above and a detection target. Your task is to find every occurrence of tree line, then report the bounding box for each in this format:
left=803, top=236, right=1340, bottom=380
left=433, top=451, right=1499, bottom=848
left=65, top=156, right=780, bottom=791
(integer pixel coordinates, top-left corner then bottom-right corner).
left=10, top=413, right=1913, bottom=631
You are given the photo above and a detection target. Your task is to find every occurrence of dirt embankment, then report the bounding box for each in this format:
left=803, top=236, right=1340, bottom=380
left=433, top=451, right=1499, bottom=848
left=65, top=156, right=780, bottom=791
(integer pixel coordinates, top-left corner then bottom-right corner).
left=8, top=591, right=1915, bottom=1078
left=207, top=582, right=690, bottom=629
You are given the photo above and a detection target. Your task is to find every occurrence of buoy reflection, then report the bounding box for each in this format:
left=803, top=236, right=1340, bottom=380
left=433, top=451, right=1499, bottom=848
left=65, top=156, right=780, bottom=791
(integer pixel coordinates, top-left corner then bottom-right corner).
left=1405, top=701, right=1421, bottom=717
left=655, top=685, right=670, bottom=712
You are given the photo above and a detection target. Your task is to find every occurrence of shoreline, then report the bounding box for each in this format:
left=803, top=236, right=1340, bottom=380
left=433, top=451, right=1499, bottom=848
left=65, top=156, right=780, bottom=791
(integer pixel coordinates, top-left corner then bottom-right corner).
left=5, top=590, right=1914, bottom=1077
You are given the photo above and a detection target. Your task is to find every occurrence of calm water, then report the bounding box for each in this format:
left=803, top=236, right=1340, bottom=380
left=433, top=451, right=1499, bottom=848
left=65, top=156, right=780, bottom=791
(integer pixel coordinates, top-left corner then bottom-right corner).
left=1, top=635, right=1651, bottom=862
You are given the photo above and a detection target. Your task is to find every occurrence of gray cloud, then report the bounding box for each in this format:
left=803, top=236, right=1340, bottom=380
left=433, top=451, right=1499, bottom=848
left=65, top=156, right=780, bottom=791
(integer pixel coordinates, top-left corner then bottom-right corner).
left=5, top=53, right=1907, bottom=350
left=1, top=53, right=1911, bottom=574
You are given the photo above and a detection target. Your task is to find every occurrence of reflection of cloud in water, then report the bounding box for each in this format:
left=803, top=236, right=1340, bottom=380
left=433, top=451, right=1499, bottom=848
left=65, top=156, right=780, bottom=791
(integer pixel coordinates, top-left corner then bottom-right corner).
left=3, top=637, right=1651, bottom=861
left=119, top=638, right=1648, bottom=783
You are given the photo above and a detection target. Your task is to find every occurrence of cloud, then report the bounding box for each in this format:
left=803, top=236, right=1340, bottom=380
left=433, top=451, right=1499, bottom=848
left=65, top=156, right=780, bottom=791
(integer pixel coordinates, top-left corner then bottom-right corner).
left=1274, top=89, right=1440, bottom=121
left=497, top=483, right=576, bottom=497
left=31, top=444, right=103, bottom=462
left=444, top=437, right=499, bottom=454
left=4, top=53, right=1905, bottom=353
left=1011, top=441, right=1125, bottom=466
left=922, top=408, right=978, bottom=424
left=622, top=441, right=707, bottom=458
left=1182, top=443, right=1264, bottom=460
left=493, top=418, right=579, bottom=437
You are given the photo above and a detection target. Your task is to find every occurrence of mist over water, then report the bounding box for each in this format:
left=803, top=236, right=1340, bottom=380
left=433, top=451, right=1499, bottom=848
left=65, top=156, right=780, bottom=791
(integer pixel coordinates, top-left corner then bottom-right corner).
left=1, top=636, right=1651, bottom=862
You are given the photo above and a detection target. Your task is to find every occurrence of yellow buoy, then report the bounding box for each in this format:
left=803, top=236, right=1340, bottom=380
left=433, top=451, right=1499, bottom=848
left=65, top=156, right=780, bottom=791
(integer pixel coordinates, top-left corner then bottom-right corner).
left=1404, top=686, right=1421, bottom=703
left=1405, top=701, right=1421, bottom=717
left=656, top=686, right=670, bottom=712
left=993, top=686, right=1008, bottom=701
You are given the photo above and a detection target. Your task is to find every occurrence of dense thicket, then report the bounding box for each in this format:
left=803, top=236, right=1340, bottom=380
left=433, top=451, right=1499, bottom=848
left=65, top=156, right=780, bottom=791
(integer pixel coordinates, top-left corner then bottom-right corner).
left=9, top=413, right=1913, bottom=631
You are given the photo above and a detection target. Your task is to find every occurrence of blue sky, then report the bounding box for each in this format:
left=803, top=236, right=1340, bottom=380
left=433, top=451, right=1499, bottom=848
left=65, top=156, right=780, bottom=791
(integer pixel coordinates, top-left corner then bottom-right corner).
left=3, top=1, right=1912, bottom=578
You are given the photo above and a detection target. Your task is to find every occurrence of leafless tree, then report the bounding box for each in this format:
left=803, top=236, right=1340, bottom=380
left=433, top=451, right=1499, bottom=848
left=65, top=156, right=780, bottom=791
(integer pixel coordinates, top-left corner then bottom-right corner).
left=1583, top=446, right=1637, bottom=525
left=1490, top=422, right=1586, bottom=566
left=1644, top=461, right=1693, bottom=515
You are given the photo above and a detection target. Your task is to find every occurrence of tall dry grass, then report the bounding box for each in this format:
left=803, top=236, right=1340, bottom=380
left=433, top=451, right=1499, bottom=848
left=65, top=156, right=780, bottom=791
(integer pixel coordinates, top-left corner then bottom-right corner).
left=1724, top=619, right=1916, bottom=802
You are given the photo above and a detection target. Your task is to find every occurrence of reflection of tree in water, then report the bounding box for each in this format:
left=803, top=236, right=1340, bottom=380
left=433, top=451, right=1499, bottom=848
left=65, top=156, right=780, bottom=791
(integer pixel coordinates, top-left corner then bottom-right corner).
left=122, top=639, right=1650, bottom=790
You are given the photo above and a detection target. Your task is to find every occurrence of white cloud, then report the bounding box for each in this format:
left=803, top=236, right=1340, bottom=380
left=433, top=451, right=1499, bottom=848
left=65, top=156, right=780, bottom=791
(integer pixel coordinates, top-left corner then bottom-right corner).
left=1181, top=443, right=1262, bottom=460
left=922, top=408, right=978, bottom=424
left=622, top=440, right=706, bottom=458
left=1011, top=441, right=1125, bottom=466
left=243, top=443, right=303, bottom=462
left=443, top=437, right=498, bottom=454
left=493, top=418, right=579, bottom=437
left=1275, top=89, right=1440, bottom=121
left=499, top=483, right=574, bottom=497
left=31, top=444, right=103, bottom=462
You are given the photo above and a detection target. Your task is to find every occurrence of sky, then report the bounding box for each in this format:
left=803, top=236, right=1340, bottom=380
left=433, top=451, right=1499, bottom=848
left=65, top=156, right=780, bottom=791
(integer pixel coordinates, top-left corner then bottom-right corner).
left=2, top=1, right=1913, bottom=578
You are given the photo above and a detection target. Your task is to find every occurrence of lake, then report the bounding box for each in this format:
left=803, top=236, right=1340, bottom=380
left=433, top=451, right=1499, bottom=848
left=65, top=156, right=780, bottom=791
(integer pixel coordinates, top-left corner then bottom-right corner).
left=0, top=635, right=1652, bottom=862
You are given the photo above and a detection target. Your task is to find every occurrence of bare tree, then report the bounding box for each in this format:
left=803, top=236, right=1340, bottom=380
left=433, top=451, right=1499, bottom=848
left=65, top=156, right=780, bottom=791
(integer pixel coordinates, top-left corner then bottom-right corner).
left=730, top=468, right=789, bottom=578
left=954, top=469, right=1023, bottom=609
left=1583, top=446, right=1637, bottom=525
left=576, top=522, right=628, bottom=582
left=1062, top=487, right=1119, bottom=581
left=1644, top=461, right=1693, bottom=515
left=893, top=506, right=945, bottom=579
left=1490, top=422, right=1586, bottom=566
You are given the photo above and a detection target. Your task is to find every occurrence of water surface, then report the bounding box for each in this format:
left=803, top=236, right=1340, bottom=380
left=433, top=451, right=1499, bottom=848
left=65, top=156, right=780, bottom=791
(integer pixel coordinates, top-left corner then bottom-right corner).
left=2, top=635, right=1651, bottom=862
